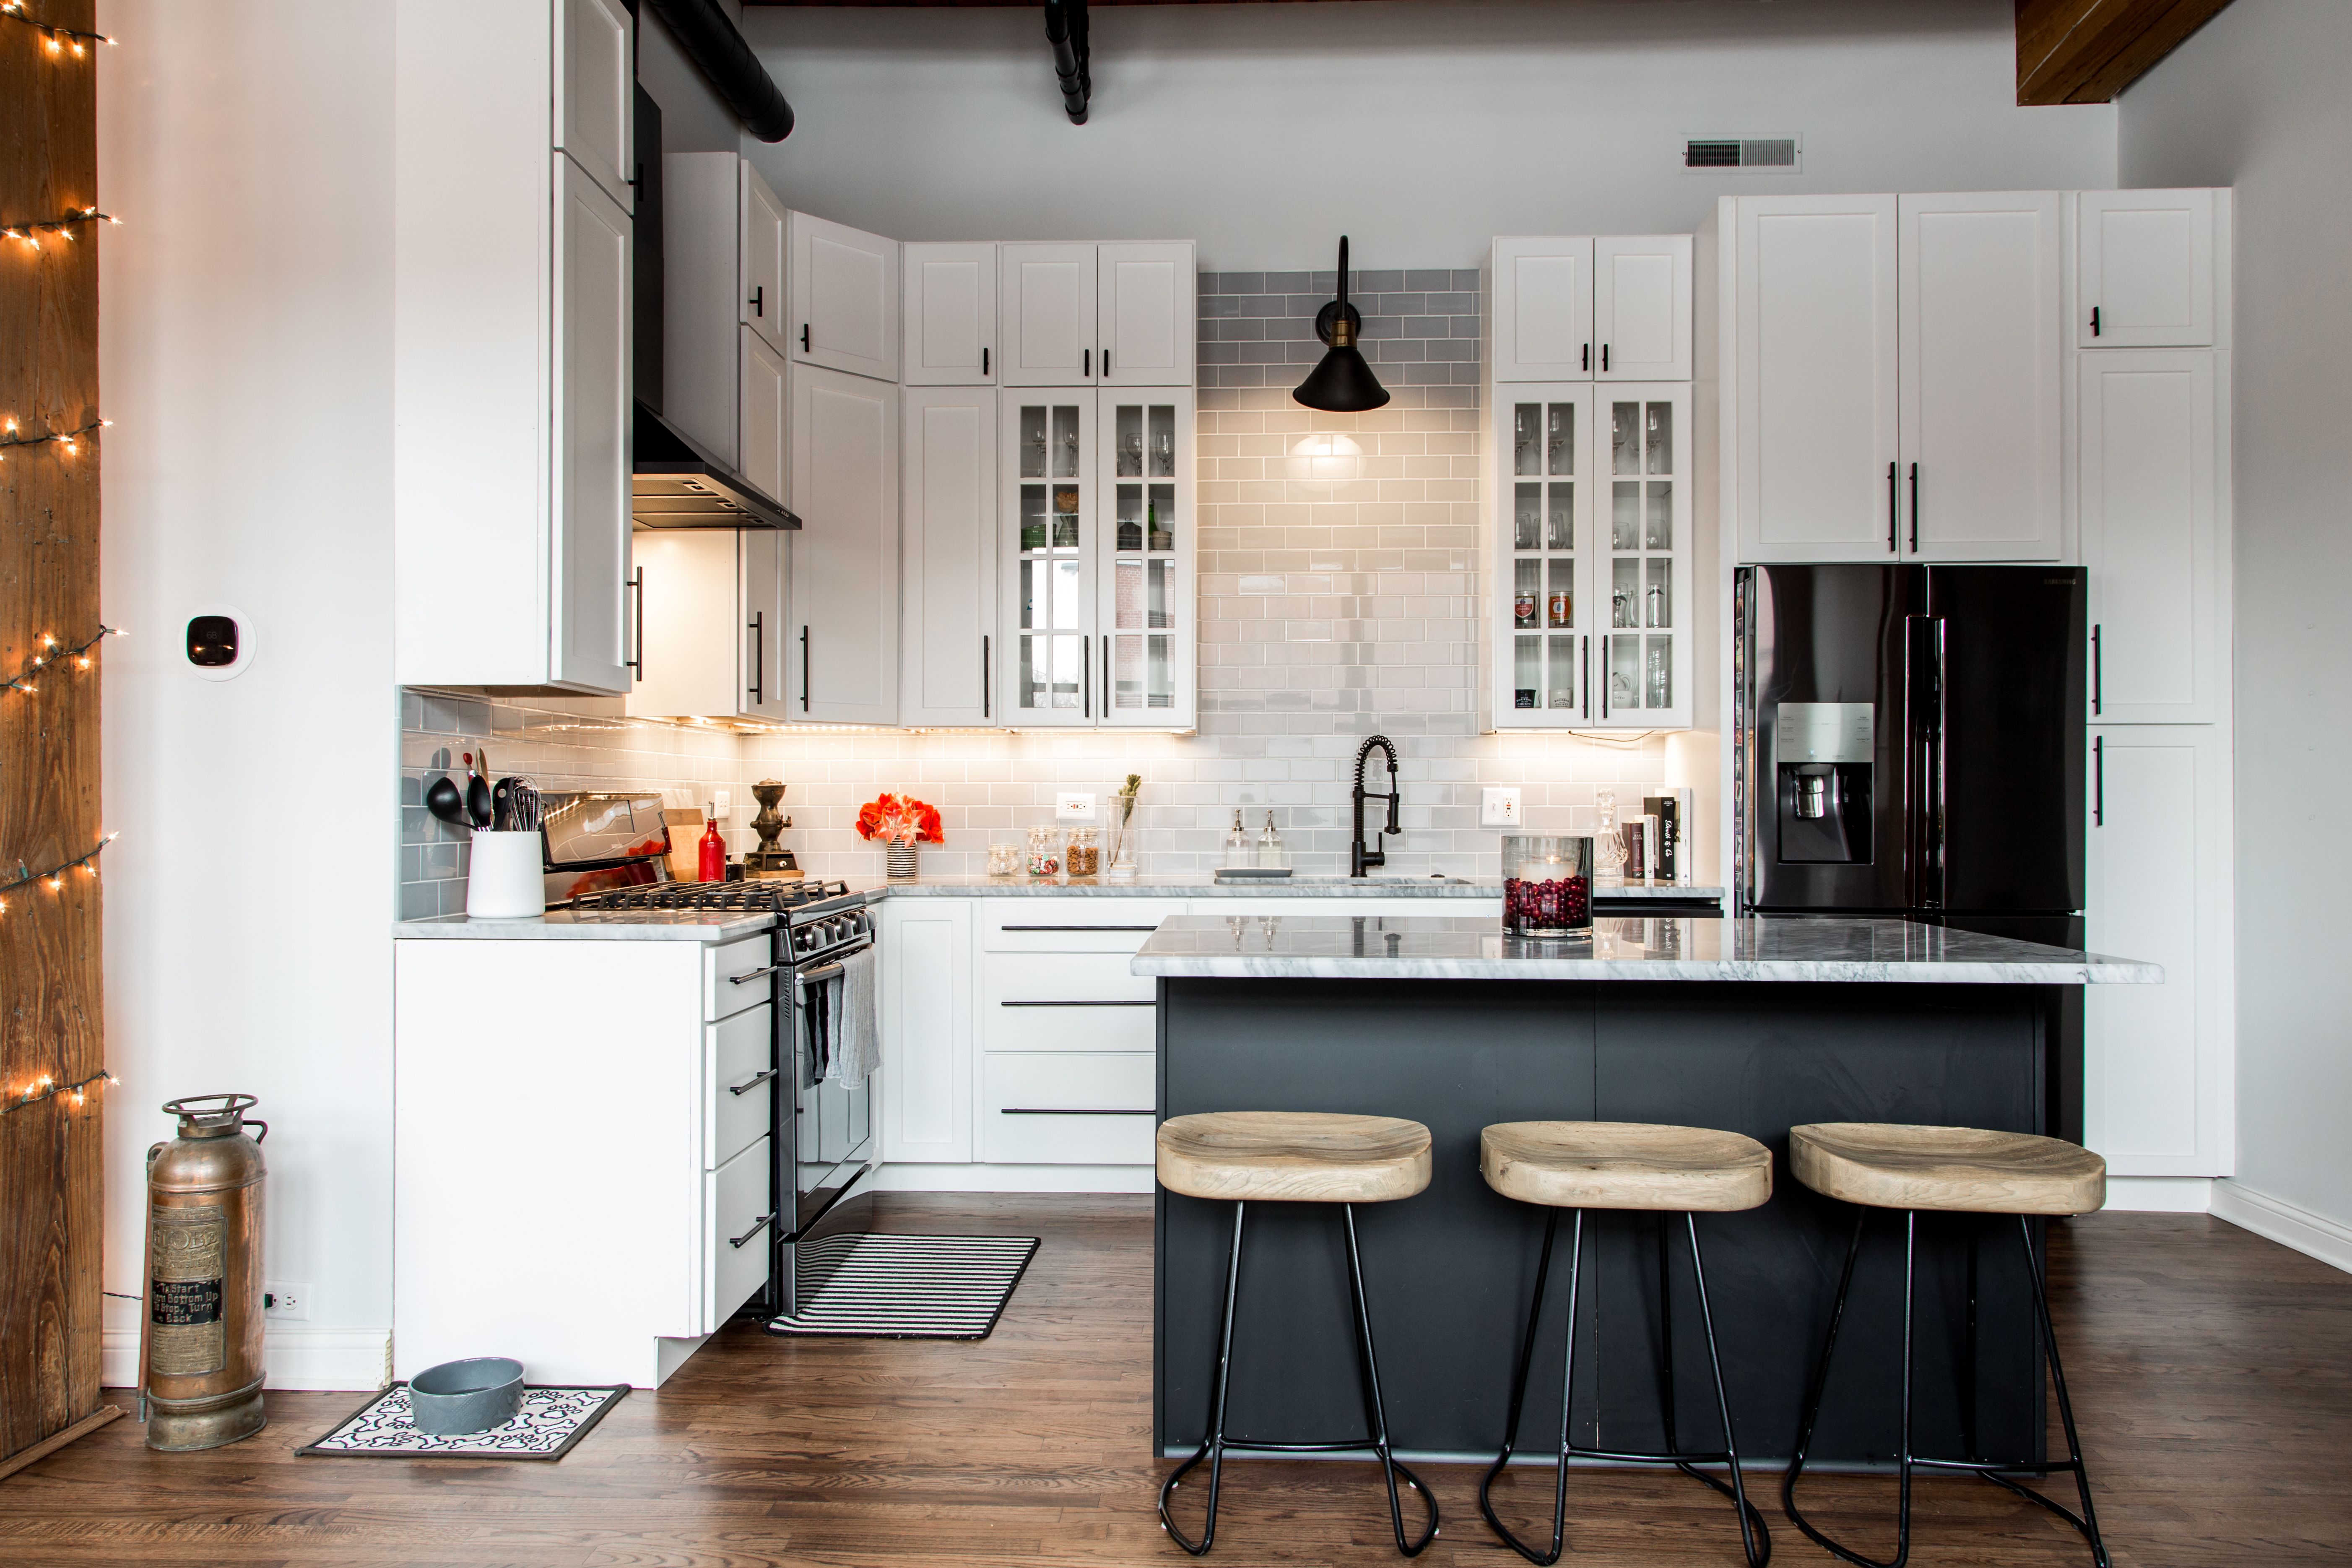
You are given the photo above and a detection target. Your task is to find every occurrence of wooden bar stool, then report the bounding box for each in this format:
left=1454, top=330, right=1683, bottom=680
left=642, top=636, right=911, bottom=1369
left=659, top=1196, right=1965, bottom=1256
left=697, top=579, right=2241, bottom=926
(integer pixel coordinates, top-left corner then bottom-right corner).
left=1156, top=1111, right=1440, bottom=1558
left=1781, top=1123, right=2110, bottom=1568
left=1476, top=1121, right=1773, bottom=1567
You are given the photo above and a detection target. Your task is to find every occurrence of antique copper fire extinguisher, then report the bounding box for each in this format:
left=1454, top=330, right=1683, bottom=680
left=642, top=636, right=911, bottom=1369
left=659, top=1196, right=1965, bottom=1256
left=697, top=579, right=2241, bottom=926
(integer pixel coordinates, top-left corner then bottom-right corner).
left=139, top=1094, right=268, bottom=1451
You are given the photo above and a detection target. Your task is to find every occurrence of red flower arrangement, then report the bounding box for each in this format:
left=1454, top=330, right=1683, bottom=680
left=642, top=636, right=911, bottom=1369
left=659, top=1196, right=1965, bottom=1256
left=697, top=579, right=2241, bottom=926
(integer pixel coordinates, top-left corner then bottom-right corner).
left=855, top=792, right=944, bottom=846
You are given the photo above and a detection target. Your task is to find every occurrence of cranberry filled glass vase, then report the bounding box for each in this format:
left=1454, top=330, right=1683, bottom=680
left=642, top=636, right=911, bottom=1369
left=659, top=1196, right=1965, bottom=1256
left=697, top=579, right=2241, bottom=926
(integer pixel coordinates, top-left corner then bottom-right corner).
left=1501, top=835, right=1595, bottom=938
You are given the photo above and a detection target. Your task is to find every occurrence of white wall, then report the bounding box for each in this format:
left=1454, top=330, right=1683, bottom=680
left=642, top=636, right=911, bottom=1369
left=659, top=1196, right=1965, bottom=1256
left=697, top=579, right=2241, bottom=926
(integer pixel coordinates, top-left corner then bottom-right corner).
left=2120, top=0, right=2352, bottom=1259
left=98, top=0, right=397, bottom=1388
left=741, top=0, right=2115, bottom=268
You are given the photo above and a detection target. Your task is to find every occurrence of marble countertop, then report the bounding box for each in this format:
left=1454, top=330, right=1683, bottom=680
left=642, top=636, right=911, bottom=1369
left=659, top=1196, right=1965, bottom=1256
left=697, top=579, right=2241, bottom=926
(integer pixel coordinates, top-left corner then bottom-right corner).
left=1130, top=915, right=2162, bottom=985
left=395, top=910, right=783, bottom=942
left=878, top=874, right=1721, bottom=900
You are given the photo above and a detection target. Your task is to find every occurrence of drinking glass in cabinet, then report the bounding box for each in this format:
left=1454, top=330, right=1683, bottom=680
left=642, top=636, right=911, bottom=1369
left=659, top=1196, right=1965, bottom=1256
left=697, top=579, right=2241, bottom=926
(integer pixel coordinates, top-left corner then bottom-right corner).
left=1612, top=557, right=1639, bottom=629
left=1612, top=482, right=1639, bottom=551
left=1148, top=484, right=1175, bottom=550
left=1549, top=637, right=1577, bottom=709
left=1148, top=559, right=1172, bottom=629
left=1547, top=559, right=1574, bottom=628
left=1610, top=637, right=1640, bottom=711
left=1613, top=403, right=1638, bottom=475
left=1515, top=484, right=1541, bottom=549
left=1514, top=636, right=1539, bottom=709
left=1055, top=407, right=1081, bottom=477
left=1514, top=405, right=1539, bottom=476
left=1547, top=486, right=1574, bottom=549
left=1021, top=405, right=1049, bottom=478
left=1645, top=403, right=1673, bottom=475
left=1117, top=406, right=1144, bottom=477
left=1646, top=638, right=1672, bottom=708
left=1645, top=559, right=1672, bottom=628
left=1117, top=487, right=1144, bottom=551
left=1644, top=482, right=1673, bottom=550
left=1514, top=560, right=1539, bottom=628
left=1149, top=406, right=1176, bottom=478
left=1547, top=405, right=1573, bottom=475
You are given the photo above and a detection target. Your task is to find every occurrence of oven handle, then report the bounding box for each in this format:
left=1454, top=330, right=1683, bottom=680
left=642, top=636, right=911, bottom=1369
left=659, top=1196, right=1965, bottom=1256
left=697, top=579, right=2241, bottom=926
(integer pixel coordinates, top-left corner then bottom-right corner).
left=793, top=942, right=873, bottom=989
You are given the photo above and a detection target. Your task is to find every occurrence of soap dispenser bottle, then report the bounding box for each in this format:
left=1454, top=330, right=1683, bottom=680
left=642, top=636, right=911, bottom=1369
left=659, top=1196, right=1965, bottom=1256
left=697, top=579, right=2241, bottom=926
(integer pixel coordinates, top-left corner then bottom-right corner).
left=1224, top=810, right=1250, bottom=869
left=1257, top=810, right=1285, bottom=870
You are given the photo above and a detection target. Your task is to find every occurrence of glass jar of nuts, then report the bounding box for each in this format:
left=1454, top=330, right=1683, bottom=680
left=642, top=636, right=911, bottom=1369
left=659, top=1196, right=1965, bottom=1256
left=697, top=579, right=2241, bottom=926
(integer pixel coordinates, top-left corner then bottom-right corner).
left=1065, top=826, right=1100, bottom=878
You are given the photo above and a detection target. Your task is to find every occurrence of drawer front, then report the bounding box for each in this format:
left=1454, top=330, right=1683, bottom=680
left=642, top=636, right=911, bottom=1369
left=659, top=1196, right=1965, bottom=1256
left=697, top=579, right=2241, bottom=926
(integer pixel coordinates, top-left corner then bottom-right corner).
left=981, top=898, right=1183, bottom=952
left=982, top=952, right=1156, bottom=1053
left=982, top=1052, right=1156, bottom=1165
left=706, top=933, right=781, bottom=1020
left=704, top=1004, right=776, bottom=1171
left=703, top=1134, right=774, bottom=1332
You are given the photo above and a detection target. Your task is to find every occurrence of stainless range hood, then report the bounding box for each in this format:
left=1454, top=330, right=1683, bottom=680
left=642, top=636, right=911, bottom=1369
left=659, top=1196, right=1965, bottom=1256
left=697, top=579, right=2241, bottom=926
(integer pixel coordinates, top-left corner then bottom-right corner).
left=632, top=400, right=799, bottom=530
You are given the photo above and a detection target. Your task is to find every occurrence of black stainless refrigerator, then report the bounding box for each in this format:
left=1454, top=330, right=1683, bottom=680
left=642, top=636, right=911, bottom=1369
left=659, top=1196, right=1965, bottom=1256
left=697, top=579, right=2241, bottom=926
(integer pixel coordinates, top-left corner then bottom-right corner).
left=1735, top=563, right=2088, bottom=1128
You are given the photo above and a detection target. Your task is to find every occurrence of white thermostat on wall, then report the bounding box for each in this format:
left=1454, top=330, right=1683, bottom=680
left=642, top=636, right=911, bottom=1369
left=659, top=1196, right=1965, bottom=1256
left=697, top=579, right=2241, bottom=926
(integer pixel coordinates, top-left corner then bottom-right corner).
left=185, top=603, right=257, bottom=681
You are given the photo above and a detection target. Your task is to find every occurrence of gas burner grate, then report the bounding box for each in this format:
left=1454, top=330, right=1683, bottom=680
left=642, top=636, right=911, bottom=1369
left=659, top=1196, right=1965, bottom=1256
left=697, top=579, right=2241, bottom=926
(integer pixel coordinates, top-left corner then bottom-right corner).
left=573, top=879, right=850, bottom=913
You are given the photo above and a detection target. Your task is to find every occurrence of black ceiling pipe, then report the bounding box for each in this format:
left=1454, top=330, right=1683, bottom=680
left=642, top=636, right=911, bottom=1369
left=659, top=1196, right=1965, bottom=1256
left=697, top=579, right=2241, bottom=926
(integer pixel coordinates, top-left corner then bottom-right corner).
left=1042, top=0, right=1090, bottom=125
left=642, top=0, right=795, bottom=142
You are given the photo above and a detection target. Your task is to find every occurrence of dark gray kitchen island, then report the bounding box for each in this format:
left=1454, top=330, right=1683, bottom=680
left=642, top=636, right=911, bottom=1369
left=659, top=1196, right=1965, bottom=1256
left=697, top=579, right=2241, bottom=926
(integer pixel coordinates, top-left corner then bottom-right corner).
left=1134, top=914, right=2160, bottom=1468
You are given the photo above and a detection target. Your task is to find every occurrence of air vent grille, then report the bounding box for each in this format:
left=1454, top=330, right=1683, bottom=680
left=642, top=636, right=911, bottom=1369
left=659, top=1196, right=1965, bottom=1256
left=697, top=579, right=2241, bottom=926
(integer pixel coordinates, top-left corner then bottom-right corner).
left=1684, top=136, right=1801, bottom=172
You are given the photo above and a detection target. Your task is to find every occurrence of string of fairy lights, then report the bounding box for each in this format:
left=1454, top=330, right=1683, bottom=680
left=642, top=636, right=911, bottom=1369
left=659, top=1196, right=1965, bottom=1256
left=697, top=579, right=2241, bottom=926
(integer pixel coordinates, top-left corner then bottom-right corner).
left=3, top=5, right=123, bottom=1122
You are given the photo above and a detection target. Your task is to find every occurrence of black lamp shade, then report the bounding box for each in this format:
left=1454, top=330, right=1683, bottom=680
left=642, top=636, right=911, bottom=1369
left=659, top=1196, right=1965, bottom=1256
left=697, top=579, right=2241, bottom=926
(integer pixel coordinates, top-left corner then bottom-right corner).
left=1293, top=234, right=1391, bottom=413
left=1292, top=343, right=1391, bottom=412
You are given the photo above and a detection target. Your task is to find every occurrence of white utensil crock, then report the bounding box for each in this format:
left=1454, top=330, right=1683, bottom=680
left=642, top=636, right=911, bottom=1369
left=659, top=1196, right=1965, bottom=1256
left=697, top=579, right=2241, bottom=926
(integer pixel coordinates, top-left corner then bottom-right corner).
left=466, top=830, right=546, bottom=918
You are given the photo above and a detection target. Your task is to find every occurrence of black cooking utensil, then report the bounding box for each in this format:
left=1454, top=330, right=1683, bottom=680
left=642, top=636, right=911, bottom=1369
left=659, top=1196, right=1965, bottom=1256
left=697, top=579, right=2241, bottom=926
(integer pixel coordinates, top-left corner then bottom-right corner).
left=425, top=773, right=469, bottom=830
left=492, top=777, right=516, bottom=833
left=466, top=770, right=494, bottom=830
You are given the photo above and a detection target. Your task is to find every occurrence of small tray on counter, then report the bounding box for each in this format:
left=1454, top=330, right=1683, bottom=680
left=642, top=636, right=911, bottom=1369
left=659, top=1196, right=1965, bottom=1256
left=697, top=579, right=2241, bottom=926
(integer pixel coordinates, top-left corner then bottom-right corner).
left=1213, top=867, right=1294, bottom=881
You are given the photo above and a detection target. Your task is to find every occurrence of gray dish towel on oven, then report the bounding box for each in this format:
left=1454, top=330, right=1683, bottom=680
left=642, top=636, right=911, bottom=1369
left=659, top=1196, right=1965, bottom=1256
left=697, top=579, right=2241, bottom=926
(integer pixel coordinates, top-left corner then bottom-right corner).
left=824, top=945, right=881, bottom=1085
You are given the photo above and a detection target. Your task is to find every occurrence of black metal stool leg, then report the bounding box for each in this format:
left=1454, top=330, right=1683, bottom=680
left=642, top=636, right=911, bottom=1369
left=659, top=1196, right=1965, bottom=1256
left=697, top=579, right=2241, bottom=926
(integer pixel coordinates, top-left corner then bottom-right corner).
left=1683, top=1214, right=1773, bottom=1567
left=1341, top=1202, right=1441, bottom=1557
left=1159, top=1200, right=1247, bottom=1555
left=1783, top=1206, right=1919, bottom=1568
left=1479, top=1208, right=1580, bottom=1565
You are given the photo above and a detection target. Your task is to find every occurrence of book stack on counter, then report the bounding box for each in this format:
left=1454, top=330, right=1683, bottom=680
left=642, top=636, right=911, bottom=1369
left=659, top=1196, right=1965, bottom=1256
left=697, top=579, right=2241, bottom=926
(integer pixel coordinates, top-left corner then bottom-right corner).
left=1618, top=788, right=1695, bottom=887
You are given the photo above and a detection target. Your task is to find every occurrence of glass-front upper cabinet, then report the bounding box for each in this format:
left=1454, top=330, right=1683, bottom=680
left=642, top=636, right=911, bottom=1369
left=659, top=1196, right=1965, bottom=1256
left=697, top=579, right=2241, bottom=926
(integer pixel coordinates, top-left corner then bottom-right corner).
left=998, top=388, right=1195, bottom=729
left=1100, top=392, right=1194, bottom=728
left=1489, top=382, right=1690, bottom=730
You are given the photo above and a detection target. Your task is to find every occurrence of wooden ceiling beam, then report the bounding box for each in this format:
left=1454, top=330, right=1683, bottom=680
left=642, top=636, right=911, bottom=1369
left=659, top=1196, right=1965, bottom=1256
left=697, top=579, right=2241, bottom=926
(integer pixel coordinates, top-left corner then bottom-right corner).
left=2017, top=0, right=2237, bottom=106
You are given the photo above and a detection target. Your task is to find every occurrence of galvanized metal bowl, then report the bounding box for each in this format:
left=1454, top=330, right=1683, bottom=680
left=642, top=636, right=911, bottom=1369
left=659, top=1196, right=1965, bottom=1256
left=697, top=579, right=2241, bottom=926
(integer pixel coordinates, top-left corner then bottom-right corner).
left=407, top=1357, right=525, bottom=1436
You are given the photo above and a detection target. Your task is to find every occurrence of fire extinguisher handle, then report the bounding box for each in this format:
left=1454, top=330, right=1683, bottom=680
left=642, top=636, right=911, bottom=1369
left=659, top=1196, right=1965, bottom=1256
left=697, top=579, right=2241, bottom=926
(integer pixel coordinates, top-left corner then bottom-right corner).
left=244, top=1118, right=269, bottom=1143
left=146, top=1142, right=166, bottom=1165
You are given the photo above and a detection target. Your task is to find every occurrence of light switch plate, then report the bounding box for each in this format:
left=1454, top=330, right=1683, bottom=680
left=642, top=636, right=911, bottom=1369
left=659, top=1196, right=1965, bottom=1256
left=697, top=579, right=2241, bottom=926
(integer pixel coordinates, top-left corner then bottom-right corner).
left=1481, top=787, right=1523, bottom=827
left=1056, top=792, right=1097, bottom=822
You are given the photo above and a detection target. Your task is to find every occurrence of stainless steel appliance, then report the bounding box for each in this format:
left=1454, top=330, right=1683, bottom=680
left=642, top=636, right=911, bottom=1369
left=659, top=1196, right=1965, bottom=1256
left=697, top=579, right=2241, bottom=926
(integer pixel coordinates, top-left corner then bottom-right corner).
left=567, top=875, right=878, bottom=1317
left=1736, top=563, right=2089, bottom=1131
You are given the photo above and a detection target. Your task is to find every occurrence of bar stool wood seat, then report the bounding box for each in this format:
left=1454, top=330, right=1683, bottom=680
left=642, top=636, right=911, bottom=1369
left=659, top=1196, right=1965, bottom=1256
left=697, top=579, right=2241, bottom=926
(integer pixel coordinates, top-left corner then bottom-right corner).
left=1783, top=1122, right=2111, bottom=1568
left=1477, top=1122, right=1771, bottom=1567
left=1483, top=1121, right=1773, bottom=1212
left=1157, top=1112, right=1432, bottom=1204
left=1156, top=1112, right=1439, bottom=1558
left=1790, top=1123, right=2107, bottom=1216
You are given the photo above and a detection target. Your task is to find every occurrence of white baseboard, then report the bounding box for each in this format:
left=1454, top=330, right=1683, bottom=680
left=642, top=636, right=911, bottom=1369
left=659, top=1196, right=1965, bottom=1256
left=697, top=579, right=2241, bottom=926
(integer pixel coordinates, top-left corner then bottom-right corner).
left=875, top=1162, right=1154, bottom=1195
left=2210, top=1180, right=2352, bottom=1276
left=102, top=1327, right=392, bottom=1393
left=2103, top=1175, right=2213, bottom=1212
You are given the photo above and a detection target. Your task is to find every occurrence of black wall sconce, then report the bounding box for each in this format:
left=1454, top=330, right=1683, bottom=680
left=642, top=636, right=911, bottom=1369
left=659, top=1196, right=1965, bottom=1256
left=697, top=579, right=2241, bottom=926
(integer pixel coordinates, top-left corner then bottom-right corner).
left=1292, top=236, right=1391, bottom=413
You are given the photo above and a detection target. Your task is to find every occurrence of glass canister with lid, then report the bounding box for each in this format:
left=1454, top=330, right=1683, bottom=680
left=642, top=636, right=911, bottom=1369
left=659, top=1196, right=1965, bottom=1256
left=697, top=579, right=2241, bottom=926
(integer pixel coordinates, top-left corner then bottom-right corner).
left=1501, top=835, right=1594, bottom=937
left=1026, top=824, right=1062, bottom=878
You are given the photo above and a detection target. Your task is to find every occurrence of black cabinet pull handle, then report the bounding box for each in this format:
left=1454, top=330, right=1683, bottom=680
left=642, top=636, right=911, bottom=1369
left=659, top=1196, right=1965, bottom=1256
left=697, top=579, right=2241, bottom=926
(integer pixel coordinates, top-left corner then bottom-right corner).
left=982, top=346, right=990, bottom=377
left=1102, top=634, right=1110, bottom=718
left=800, top=625, right=810, bottom=711
left=728, top=1068, right=777, bottom=1095
left=1084, top=348, right=1091, bottom=378
left=982, top=634, right=991, bottom=719
left=1601, top=343, right=1610, bottom=373
left=1103, top=349, right=1111, bottom=375
left=626, top=568, right=644, bottom=680
left=2091, top=305, right=2101, bottom=338
left=1082, top=632, right=1091, bottom=716
left=1908, top=462, right=1920, bottom=553
left=1581, top=634, right=1589, bottom=718
left=1601, top=634, right=1610, bottom=718
left=748, top=611, right=764, bottom=705
left=1582, top=343, right=1589, bottom=372
left=2092, top=735, right=2104, bottom=825
left=800, top=323, right=810, bottom=351
left=1887, top=461, right=1898, bottom=553
left=729, top=1214, right=775, bottom=1249
left=750, top=285, right=764, bottom=319
left=2091, top=624, right=2102, bottom=715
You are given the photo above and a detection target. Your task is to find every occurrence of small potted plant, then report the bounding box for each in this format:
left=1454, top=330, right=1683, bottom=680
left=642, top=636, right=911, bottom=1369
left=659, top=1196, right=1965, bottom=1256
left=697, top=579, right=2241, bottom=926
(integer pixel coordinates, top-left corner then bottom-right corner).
left=857, top=792, right=944, bottom=880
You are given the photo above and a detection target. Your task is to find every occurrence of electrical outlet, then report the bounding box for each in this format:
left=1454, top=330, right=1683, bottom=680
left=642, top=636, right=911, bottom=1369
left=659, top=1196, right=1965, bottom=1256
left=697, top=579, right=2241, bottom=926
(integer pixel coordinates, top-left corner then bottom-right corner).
left=1481, top=787, right=1523, bottom=827
left=263, top=1282, right=309, bottom=1321
left=1055, top=792, right=1097, bottom=822
left=714, top=790, right=731, bottom=814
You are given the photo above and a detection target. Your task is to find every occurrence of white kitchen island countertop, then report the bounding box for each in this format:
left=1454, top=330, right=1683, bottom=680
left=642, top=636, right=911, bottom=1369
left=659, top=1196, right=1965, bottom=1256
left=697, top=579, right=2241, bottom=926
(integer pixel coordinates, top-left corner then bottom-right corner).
left=1131, top=914, right=2162, bottom=985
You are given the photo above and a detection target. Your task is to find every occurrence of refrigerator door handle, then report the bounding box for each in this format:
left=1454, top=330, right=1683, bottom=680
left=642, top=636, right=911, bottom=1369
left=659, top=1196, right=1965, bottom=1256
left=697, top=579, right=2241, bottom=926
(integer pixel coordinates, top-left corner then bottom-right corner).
left=1905, top=613, right=1947, bottom=909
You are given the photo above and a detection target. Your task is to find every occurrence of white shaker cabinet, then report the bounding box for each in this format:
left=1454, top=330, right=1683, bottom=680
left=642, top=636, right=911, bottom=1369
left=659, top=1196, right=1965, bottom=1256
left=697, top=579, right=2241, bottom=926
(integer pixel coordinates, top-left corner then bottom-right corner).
left=1728, top=195, right=1901, bottom=562
left=900, top=387, right=999, bottom=725
left=1594, top=235, right=1693, bottom=381
left=2078, top=189, right=2217, bottom=348
left=1001, top=244, right=1099, bottom=385
left=1489, top=237, right=1595, bottom=381
left=904, top=242, right=998, bottom=385
left=1099, top=242, right=1195, bottom=386
left=555, top=0, right=632, bottom=211
left=624, top=526, right=789, bottom=722
left=1895, top=192, right=2063, bottom=561
left=2084, top=725, right=2234, bottom=1177
left=788, top=364, right=900, bottom=724
left=879, top=898, right=975, bottom=1165
left=740, top=525, right=790, bottom=721
left=739, top=325, right=789, bottom=512
left=2079, top=351, right=2224, bottom=725
left=741, top=168, right=789, bottom=356
left=790, top=212, right=899, bottom=381
left=395, top=0, right=634, bottom=694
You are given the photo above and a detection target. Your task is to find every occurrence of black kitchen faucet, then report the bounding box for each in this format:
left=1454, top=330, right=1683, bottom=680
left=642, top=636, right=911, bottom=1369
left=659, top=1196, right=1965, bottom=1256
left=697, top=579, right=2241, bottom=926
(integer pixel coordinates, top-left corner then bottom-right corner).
left=1350, top=734, right=1401, bottom=877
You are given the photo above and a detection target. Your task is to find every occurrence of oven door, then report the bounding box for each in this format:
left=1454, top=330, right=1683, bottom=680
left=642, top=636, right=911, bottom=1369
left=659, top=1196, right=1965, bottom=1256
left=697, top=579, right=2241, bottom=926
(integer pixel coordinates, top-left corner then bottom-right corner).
left=785, top=938, right=876, bottom=1241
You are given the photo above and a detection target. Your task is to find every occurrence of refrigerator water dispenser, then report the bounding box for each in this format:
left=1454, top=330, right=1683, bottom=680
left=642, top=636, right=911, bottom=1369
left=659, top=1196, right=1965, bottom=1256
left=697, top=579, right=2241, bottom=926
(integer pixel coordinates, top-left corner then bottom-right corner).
left=1775, top=702, right=1874, bottom=864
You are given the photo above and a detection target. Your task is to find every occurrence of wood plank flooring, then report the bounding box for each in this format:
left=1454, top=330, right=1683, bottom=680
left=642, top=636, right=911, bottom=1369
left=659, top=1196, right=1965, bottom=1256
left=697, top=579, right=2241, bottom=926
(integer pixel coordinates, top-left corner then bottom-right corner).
left=0, top=1197, right=2345, bottom=1566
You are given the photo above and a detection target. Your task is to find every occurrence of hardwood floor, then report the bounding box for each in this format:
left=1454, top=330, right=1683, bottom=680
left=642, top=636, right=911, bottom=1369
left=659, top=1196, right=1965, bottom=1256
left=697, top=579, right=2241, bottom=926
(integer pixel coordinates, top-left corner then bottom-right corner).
left=0, top=1198, right=2345, bottom=1566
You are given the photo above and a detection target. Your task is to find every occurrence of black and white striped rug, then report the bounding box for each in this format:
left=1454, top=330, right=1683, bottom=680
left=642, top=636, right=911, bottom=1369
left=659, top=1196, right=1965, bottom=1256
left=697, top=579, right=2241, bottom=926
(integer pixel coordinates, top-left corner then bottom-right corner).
left=765, top=1233, right=1040, bottom=1340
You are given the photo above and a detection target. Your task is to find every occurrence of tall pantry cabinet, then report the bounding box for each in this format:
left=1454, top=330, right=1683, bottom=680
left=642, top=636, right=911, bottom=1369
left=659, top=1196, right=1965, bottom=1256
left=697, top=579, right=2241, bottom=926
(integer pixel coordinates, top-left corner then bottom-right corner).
left=1700, top=189, right=2238, bottom=1190
left=394, top=0, right=635, bottom=693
